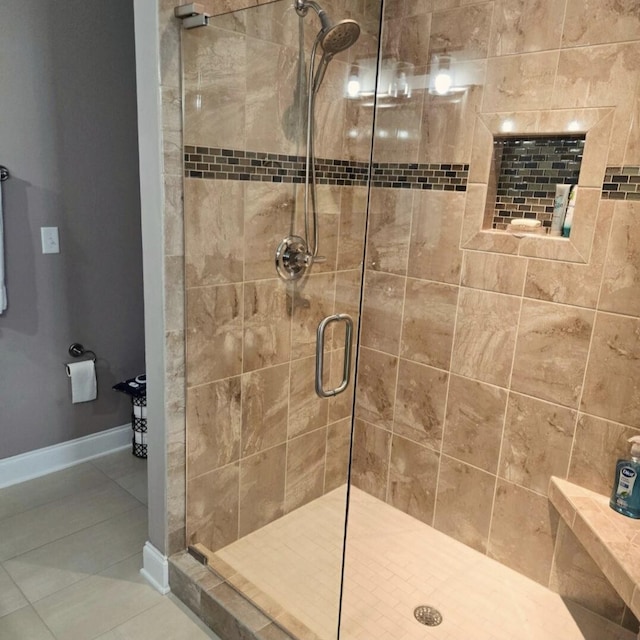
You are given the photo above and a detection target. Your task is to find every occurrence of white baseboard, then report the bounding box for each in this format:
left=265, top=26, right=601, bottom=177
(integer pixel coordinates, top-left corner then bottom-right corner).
left=0, top=424, right=131, bottom=489
left=140, top=541, right=170, bottom=594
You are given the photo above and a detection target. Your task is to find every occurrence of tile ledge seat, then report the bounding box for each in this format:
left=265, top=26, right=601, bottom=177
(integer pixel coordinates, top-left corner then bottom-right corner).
left=549, top=477, right=640, bottom=621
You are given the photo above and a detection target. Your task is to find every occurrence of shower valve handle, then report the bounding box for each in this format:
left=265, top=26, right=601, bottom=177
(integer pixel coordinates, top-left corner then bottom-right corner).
left=297, top=252, right=326, bottom=266
left=275, top=236, right=325, bottom=280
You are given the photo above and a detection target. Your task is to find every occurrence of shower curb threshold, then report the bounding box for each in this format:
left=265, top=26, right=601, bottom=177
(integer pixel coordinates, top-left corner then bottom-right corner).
left=169, top=550, right=316, bottom=640
left=549, top=477, right=640, bottom=620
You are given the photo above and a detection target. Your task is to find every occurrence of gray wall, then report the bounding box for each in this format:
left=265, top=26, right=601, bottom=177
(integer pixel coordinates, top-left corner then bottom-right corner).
left=0, top=0, right=145, bottom=459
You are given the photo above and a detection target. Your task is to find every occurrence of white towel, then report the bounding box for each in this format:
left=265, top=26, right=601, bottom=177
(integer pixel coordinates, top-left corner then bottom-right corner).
left=66, top=360, right=97, bottom=403
left=0, top=180, right=6, bottom=314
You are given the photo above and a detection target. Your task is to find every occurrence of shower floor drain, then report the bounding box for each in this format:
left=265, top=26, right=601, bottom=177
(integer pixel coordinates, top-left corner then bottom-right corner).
left=414, top=605, right=443, bottom=626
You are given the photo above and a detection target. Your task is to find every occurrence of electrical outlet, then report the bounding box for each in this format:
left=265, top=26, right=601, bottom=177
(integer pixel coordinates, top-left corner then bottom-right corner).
left=41, top=227, right=60, bottom=254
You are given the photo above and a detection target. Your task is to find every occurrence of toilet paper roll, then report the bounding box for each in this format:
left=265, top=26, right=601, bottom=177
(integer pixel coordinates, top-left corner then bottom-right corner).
left=66, top=360, right=97, bottom=404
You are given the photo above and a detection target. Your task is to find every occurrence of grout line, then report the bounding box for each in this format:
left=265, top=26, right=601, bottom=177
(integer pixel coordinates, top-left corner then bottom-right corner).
left=557, top=0, right=569, bottom=52
left=506, top=288, right=525, bottom=398
left=0, top=492, right=143, bottom=565
left=594, top=205, right=618, bottom=323
left=482, top=37, right=640, bottom=61
left=32, top=605, right=58, bottom=640
left=237, top=278, right=247, bottom=539
left=547, top=519, right=562, bottom=590
left=486, top=286, right=525, bottom=554
left=384, top=256, right=412, bottom=505
left=550, top=0, right=567, bottom=105
left=432, top=187, right=470, bottom=518
left=432, top=279, right=463, bottom=529
left=486, top=0, right=496, bottom=61
left=620, top=63, right=640, bottom=167
left=439, top=451, right=497, bottom=483
left=566, top=200, right=619, bottom=481
left=478, top=31, right=490, bottom=114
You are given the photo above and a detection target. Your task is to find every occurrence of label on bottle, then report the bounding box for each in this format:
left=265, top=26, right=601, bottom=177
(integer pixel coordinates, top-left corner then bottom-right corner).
left=553, top=194, right=566, bottom=212
left=616, top=465, right=637, bottom=500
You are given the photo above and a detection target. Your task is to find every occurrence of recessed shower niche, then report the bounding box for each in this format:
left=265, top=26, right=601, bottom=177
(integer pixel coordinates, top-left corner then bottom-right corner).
left=489, top=134, right=585, bottom=233
left=463, top=108, right=614, bottom=263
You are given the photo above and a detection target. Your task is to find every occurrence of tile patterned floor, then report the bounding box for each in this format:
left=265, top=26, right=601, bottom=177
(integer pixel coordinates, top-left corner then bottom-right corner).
left=217, top=486, right=636, bottom=640
left=6, top=452, right=634, bottom=640
left=0, top=450, right=220, bottom=640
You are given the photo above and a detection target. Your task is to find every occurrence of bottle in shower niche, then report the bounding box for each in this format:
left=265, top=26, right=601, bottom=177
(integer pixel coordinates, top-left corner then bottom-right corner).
left=610, top=436, right=640, bottom=518
left=562, top=185, right=577, bottom=237
left=550, top=184, right=570, bottom=236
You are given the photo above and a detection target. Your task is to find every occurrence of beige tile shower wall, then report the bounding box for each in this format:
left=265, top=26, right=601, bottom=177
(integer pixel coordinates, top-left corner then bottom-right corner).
left=354, top=0, right=640, bottom=630
left=184, top=182, right=364, bottom=552
left=182, top=1, right=379, bottom=553
left=157, top=0, right=369, bottom=559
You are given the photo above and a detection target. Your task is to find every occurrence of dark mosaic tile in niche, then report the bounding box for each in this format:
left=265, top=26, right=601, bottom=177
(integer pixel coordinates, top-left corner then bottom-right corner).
left=601, top=166, right=640, bottom=201
left=491, top=135, right=585, bottom=231
left=184, top=145, right=469, bottom=191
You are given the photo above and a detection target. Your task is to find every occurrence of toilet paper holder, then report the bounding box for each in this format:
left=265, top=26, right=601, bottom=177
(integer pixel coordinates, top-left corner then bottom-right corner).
left=68, top=343, right=97, bottom=363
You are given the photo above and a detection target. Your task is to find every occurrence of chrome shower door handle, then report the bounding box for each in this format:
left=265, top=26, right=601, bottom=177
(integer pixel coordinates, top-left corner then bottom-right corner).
left=315, top=313, right=354, bottom=398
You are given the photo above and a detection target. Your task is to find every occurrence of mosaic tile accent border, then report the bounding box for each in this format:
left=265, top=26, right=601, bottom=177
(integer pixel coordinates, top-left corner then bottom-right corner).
left=184, top=147, right=640, bottom=205
left=184, top=146, right=469, bottom=191
left=601, top=166, right=640, bottom=201
left=371, top=162, right=469, bottom=191
left=184, top=145, right=369, bottom=186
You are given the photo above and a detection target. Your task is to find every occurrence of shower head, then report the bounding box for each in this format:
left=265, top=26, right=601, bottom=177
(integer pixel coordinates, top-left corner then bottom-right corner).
left=306, top=12, right=361, bottom=92
left=314, top=18, right=360, bottom=91
left=319, top=19, right=360, bottom=56
left=295, top=1, right=361, bottom=55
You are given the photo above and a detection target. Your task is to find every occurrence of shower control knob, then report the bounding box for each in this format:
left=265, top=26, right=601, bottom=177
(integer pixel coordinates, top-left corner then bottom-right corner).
left=299, top=252, right=313, bottom=267
left=303, top=254, right=327, bottom=266
left=275, top=236, right=329, bottom=280
left=275, top=235, right=311, bottom=281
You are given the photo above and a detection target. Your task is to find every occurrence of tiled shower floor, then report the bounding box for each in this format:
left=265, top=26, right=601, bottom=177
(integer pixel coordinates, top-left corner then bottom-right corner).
left=216, top=486, right=634, bottom=640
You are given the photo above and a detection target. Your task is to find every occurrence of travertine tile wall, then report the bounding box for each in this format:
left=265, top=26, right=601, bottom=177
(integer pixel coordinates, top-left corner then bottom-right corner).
left=353, top=0, right=640, bottom=629
left=182, top=0, right=379, bottom=552
left=158, top=0, right=292, bottom=559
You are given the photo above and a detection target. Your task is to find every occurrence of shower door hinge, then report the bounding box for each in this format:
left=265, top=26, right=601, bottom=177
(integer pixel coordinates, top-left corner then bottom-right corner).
left=174, top=3, right=210, bottom=29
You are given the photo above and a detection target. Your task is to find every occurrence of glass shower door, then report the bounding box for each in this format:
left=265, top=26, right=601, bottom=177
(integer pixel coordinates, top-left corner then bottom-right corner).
left=181, top=2, right=381, bottom=637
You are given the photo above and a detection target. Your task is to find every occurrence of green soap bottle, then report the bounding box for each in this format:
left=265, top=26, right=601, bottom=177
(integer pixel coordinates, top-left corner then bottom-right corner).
left=610, top=436, right=640, bottom=519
